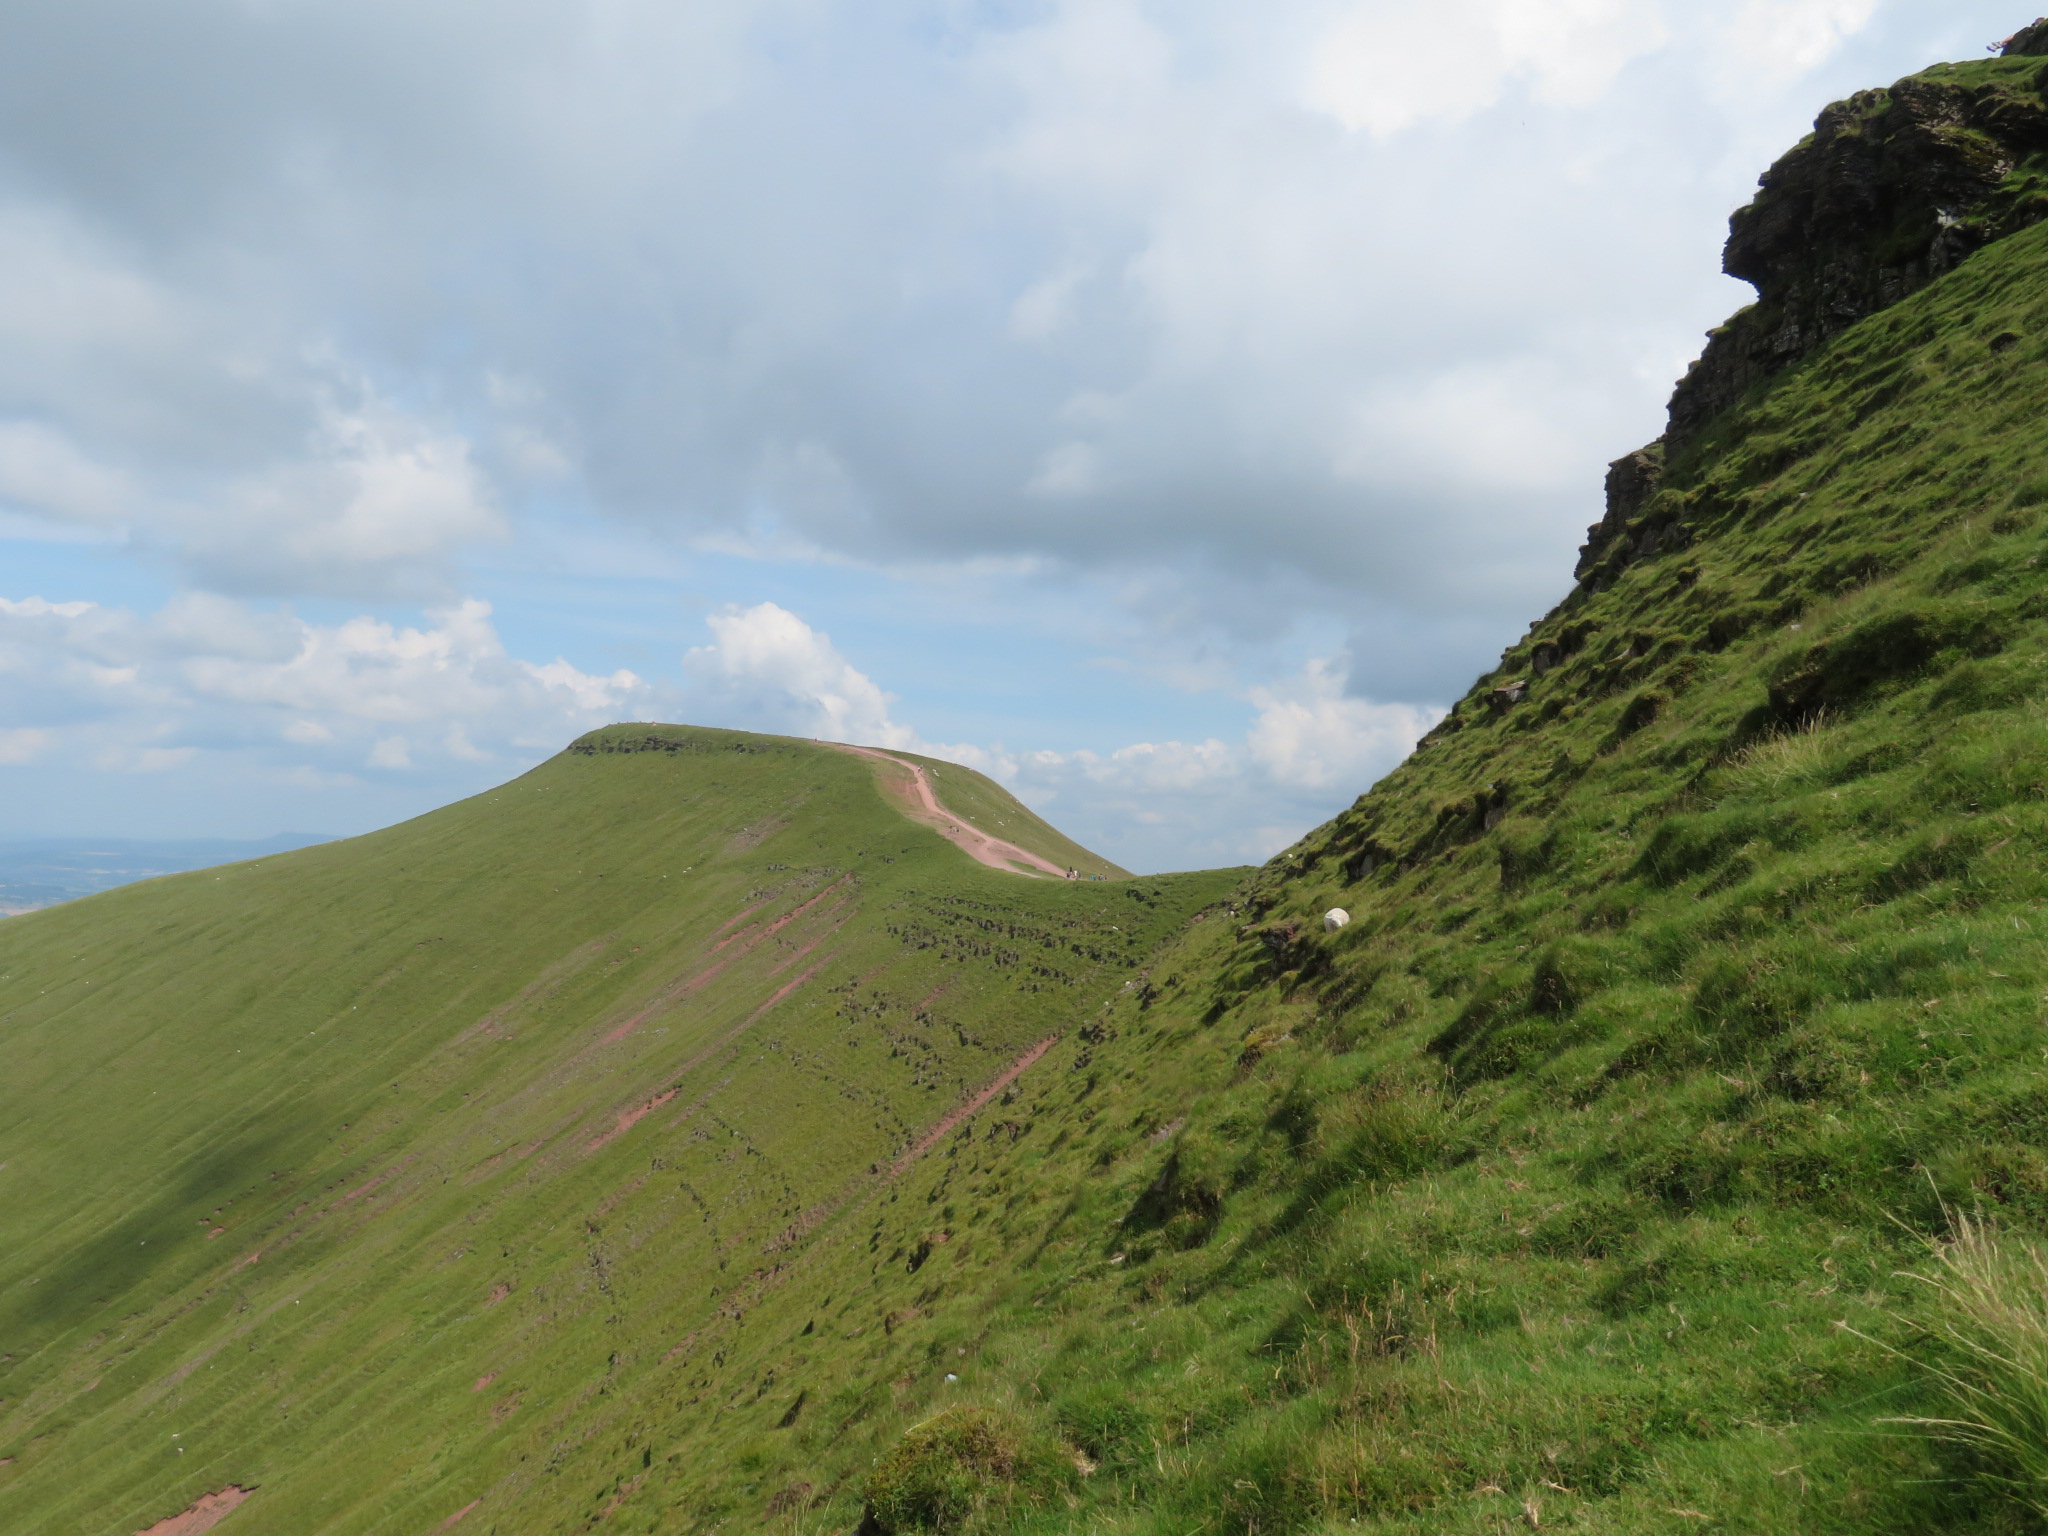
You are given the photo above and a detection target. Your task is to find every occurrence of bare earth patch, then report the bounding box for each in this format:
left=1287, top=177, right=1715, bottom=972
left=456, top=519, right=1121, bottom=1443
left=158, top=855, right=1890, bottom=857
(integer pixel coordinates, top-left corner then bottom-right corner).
left=132, top=1486, right=252, bottom=1536
left=889, top=1035, right=1059, bottom=1179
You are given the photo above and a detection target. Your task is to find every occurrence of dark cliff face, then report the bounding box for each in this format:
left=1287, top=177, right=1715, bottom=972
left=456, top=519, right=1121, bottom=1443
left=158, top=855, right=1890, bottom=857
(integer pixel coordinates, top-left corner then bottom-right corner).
left=1575, top=48, right=2048, bottom=588
left=1666, top=67, right=2048, bottom=450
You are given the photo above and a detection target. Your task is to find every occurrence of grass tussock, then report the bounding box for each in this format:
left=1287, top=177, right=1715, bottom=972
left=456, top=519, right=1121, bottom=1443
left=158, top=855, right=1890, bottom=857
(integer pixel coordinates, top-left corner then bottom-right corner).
left=859, top=1404, right=1075, bottom=1534
left=1883, top=1212, right=2048, bottom=1518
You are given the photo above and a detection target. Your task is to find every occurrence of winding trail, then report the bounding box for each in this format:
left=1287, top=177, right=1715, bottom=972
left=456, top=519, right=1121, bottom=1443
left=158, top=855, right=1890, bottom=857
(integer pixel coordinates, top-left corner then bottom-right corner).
left=829, top=743, right=1068, bottom=878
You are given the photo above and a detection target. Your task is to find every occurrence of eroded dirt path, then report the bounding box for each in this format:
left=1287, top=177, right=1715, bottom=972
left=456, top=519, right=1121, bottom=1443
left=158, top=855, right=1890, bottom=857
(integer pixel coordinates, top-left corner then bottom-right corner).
left=829, top=744, right=1067, bottom=877
left=887, top=1033, right=1057, bottom=1178
left=661, top=1026, right=1066, bottom=1370
left=133, top=1487, right=252, bottom=1536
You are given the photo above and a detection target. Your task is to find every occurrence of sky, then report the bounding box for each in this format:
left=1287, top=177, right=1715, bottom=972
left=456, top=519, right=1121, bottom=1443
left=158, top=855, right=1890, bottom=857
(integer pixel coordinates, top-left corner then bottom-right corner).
left=0, top=0, right=2031, bottom=872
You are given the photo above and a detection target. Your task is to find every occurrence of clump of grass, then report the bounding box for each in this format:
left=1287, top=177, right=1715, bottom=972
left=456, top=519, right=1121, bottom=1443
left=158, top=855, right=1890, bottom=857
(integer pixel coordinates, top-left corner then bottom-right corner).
left=1727, top=709, right=1835, bottom=794
left=1880, top=1211, right=2048, bottom=1517
left=860, top=1405, right=1072, bottom=1533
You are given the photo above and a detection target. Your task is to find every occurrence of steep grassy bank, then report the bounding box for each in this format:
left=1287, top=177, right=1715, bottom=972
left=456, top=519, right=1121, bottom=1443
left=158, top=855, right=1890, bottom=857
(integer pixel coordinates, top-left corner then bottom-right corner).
left=543, top=49, right=2048, bottom=1536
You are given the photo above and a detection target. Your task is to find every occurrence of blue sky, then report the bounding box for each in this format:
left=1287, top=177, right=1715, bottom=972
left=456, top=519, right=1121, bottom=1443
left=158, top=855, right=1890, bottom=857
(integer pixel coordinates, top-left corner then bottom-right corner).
left=0, top=0, right=2031, bottom=871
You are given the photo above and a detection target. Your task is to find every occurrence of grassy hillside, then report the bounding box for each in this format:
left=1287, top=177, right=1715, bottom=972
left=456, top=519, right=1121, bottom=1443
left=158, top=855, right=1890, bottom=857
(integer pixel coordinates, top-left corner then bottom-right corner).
left=0, top=724, right=1233, bottom=1534
left=387, top=49, right=2048, bottom=1536
left=16, top=43, right=2048, bottom=1536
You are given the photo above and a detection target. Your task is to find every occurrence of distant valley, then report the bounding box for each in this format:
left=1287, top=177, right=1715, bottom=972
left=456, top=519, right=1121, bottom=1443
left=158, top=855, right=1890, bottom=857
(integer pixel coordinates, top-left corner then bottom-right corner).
left=0, top=836, right=333, bottom=916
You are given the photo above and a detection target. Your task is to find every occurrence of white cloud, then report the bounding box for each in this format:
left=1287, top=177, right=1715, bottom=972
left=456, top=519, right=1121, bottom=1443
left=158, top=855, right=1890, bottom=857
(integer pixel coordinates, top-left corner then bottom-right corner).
left=1303, top=0, right=1671, bottom=138
left=1720, top=0, right=1879, bottom=86
left=183, top=401, right=505, bottom=598
left=0, top=727, right=50, bottom=764
left=0, top=595, right=93, bottom=619
left=0, top=0, right=1985, bottom=855
left=990, top=654, right=1440, bottom=867
left=1010, top=258, right=1093, bottom=343
left=668, top=601, right=1411, bottom=867
left=0, top=591, right=647, bottom=780
left=1333, top=358, right=1596, bottom=498
left=685, top=601, right=916, bottom=749
left=0, top=420, right=135, bottom=526
left=524, top=657, right=638, bottom=715
left=1247, top=657, right=1441, bottom=790
left=1027, top=441, right=1103, bottom=498
left=179, top=599, right=642, bottom=733
left=130, top=746, right=196, bottom=773
left=0, top=0, right=1925, bottom=655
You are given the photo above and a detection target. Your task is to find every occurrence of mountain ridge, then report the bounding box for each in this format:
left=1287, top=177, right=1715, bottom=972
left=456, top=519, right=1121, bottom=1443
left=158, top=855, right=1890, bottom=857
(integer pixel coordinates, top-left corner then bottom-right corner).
left=0, top=724, right=1232, bottom=1534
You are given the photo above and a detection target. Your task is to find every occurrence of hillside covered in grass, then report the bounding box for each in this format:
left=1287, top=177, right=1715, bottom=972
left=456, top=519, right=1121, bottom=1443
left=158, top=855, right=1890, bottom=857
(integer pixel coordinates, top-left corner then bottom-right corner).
left=494, top=38, right=2048, bottom=1536
left=0, top=725, right=1231, bottom=1534
left=16, top=32, right=2048, bottom=1536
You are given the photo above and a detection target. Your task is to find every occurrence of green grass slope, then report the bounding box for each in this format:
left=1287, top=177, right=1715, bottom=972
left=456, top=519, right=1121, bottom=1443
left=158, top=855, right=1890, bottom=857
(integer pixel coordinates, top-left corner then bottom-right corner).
left=19, top=46, right=2048, bottom=1536
left=0, top=724, right=1234, bottom=1534
left=387, top=52, right=2048, bottom=1536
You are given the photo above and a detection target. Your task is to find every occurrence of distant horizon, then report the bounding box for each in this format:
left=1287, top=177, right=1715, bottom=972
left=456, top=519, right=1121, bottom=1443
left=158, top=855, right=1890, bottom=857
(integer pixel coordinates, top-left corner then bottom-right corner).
left=0, top=832, right=336, bottom=849
left=0, top=831, right=336, bottom=915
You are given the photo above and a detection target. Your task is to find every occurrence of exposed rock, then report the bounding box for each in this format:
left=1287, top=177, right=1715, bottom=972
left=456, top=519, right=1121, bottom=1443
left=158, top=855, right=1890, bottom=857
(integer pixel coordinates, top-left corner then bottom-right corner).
left=1340, top=842, right=1392, bottom=883
left=1574, top=445, right=1666, bottom=580
left=1482, top=782, right=1510, bottom=829
left=2004, top=18, right=2048, bottom=56
left=1666, top=68, right=2048, bottom=451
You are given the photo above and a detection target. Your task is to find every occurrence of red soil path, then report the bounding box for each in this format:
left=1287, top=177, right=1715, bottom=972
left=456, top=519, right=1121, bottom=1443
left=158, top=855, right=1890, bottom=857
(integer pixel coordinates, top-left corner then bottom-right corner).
left=888, top=1034, right=1058, bottom=1179
left=132, top=1487, right=252, bottom=1536
left=674, top=1027, right=1065, bottom=1354
left=829, top=744, right=1067, bottom=877
left=584, top=956, right=834, bottom=1153
left=600, top=880, right=850, bottom=1045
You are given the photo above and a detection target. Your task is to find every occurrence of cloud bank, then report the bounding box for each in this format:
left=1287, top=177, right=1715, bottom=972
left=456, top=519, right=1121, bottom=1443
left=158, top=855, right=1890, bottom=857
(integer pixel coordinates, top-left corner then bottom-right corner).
left=0, top=6, right=1967, bottom=630
left=0, top=0, right=2019, bottom=858
left=0, top=590, right=1430, bottom=867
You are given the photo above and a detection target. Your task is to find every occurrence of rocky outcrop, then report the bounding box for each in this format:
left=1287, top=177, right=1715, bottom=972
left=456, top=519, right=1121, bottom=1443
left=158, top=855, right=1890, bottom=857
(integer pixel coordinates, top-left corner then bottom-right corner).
left=1566, top=51, right=2048, bottom=598
left=1665, top=62, right=2048, bottom=451
left=2003, top=18, right=2048, bottom=56
left=1573, top=444, right=1666, bottom=581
